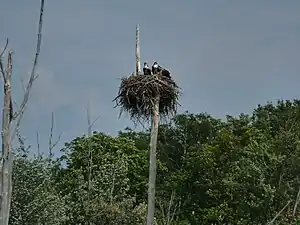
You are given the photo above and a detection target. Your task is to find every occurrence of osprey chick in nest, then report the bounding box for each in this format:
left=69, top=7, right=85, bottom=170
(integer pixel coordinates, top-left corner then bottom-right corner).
left=152, top=61, right=171, bottom=79
left=143, top=62, right=152, bottom=75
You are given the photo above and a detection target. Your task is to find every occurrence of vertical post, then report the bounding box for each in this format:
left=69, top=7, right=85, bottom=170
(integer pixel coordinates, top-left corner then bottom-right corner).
left=135, top=24, right=141, bottom=75
left=147, top=95, right=160, bottom=225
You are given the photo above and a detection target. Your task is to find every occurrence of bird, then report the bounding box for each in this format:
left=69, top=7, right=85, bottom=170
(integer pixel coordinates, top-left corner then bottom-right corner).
left=161, top=69, right=171, bottom=79
left=152, top=61, right=162, bottom=75
left=143, top=62, right=152, bottom=75
left=152, top=62, right=171, bottom=78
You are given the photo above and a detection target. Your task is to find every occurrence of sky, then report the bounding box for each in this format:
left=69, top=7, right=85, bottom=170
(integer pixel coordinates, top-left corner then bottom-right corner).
left=0, top=0, right=300, bottom=156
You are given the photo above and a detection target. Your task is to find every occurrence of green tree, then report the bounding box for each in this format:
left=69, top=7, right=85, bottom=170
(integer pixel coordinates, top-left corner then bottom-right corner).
left=57, top=132, right=147, bottom=225
left=151, top=105, right=300, bottom=224
left=10, top=150, right=66, bottom=225
left=9, top=99, right=300, bottom=225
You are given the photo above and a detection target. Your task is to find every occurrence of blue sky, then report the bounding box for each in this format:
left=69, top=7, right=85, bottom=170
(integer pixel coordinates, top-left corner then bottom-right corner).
left=1, top=0, right=300, bottom=156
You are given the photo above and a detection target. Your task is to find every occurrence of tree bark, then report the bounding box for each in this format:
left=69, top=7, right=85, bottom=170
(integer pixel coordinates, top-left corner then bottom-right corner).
left=147, top=95, right=160, bottom=225
left=135, top=24, right=141, bottom=75
left=0, top=1, right=45, bottom=224
left=0, top=51, right=13, bottom=225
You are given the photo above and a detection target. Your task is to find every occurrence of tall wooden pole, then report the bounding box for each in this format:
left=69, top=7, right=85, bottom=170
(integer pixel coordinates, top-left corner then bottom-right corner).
left=147, top=95, right=160, bottom=225
left=135, top=24, right=141, bottom=75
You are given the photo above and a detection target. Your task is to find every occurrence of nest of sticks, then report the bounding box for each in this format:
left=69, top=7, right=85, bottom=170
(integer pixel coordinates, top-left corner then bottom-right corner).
left=113, top=71, right=180, bottom=122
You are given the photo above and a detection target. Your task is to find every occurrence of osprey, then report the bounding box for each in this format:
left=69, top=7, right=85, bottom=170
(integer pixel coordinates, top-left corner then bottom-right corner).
left=152, top=61, right=161, bottom=75
left=143, top=62, right=152, bottom=75
left=162, top=69, right=171, bottom=79
left=152, top=62, right=171, bottom=78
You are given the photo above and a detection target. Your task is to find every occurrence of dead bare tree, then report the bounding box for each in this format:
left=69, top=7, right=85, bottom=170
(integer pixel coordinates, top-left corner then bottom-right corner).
left=0, top=0, right=45, bottom=224
left=48, top=112, right=62, bottom=157
left=0, top=46, right=13, bottom=225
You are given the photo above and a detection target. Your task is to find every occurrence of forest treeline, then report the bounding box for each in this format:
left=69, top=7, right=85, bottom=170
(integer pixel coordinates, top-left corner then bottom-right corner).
left=9, top=99, right=300, bottom=225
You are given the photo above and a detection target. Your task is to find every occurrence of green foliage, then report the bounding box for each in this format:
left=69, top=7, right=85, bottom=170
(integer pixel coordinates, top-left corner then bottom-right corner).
left=10, top=152, right=66, bottom=225
left=57, top=132, right=147, bottom=224
left=148, top=101, right=300, bottom=224
left=8, top=99, right=300, bottom=224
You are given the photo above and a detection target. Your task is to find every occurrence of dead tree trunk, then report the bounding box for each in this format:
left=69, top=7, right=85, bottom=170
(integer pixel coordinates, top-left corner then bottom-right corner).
left=147, top=95, right=160, bottom=225
left=0, top=50, right=13, bottom=225
left=135, top=24, right=141, bottom=75
left=0, top=1, right=45, bottom=224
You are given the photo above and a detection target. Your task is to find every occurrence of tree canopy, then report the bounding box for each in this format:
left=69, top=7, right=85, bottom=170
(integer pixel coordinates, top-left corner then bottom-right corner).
left=9, top=99, right=300, bottom=224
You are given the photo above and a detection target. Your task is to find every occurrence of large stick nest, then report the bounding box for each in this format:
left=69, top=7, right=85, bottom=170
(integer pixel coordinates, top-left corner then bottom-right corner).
left=113, top=71, right=181, bottom=122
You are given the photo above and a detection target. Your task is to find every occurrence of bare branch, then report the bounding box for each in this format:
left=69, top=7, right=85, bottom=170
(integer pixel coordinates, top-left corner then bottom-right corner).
left=0, top=38, right=8, bottom=83
left=48, top=112, right=62, bottom=157
left=158, top=201, right=167, bottom=225
left=12, top=0, right=44, bottom=121
left=157, top=191, right=181, bottom=225
left=50, top=133, right=62, bottom=154
left=89, top=115, right=100, bottom=132
left=86, top=103, right=100, bottom=200
left=10, top=0, right=45, bottom=144
left=0, top=61, right=5, bottom=83
left=293, top=187, right=300, bottom=216
left=167, top=192, right=175, bottom=224
left=0, top=1, right=45, bottom=224
left=87, top=106, right=92, bottom=137
left=267, top=200, right=291, bottom=225
left=48, top=112, right=54, bottom=155
left=16, top=128, right=31, bottom=154
left=0, top=38, right=8, bottom=58
left=169, top=192, right=181, bottom=224
left=36, top=131, right=40, bottom=157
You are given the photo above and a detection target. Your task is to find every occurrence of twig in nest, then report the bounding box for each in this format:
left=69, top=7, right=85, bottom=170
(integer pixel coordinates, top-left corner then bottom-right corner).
left=113, top=72, right=181, bottom=122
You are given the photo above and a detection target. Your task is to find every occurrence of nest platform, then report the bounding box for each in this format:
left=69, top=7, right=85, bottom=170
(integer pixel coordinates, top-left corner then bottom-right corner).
left=113, top=71, right=180, bottom=122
